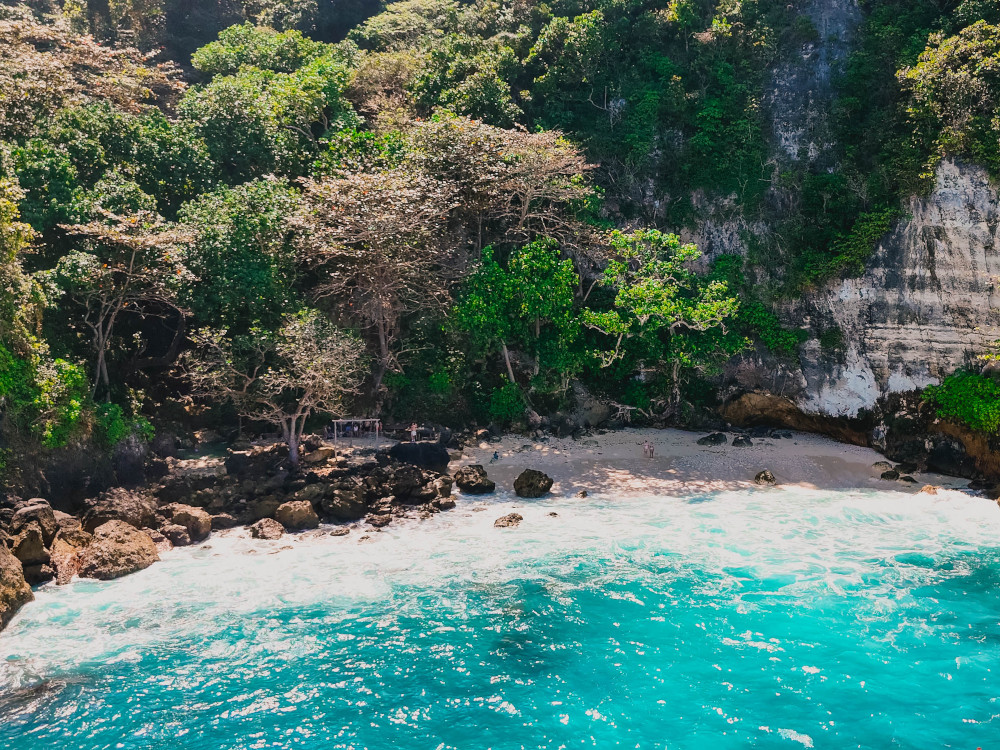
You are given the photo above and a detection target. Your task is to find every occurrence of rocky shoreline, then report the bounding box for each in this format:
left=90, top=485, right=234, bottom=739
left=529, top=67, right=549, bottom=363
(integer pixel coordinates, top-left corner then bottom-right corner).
left=2, top=421, right=996, bottom=633
left=0, top=430, right=565, bottom=631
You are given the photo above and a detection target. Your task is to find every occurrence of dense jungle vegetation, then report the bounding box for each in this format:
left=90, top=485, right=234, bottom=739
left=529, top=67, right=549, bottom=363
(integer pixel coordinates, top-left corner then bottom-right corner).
left=1, top=0, right=998, bottom=486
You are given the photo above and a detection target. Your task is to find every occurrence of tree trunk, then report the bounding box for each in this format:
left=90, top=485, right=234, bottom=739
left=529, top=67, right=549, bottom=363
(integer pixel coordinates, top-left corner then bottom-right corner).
left=287, top=432, right=300, bottom=466
left=373, top=313, right=391, bottom=395
left=501, top=340, right=516, bottom=384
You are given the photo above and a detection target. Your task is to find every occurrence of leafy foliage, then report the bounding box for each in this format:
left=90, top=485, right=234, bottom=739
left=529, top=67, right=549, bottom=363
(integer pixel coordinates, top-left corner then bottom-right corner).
left=924, top=371, right=1000, bottom=434
left=179, top=178, right=301, bottom=333
left=900, top=20, right=1000, bottom=177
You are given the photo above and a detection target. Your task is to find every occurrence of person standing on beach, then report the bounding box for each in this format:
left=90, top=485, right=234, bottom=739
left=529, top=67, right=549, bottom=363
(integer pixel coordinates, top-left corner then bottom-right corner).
left=410, top=423, right=418, bottom=443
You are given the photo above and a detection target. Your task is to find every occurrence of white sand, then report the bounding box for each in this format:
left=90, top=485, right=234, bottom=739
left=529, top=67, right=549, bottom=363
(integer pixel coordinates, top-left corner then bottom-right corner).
left=451, top=428, right=969, bottom=497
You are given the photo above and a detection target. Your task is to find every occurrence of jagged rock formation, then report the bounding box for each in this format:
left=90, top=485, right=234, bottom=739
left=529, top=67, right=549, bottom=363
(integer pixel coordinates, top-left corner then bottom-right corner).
left=0, top=543, right=33, bottom=629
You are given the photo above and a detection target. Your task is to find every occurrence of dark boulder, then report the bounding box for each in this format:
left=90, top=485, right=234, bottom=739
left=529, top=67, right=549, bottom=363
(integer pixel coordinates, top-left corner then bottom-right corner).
left=150, top=432, right=178, bottom=458
left=697, top=433, right=728, bottom=446
left=732, top=435, right=753, bottom=447
left=514, top=469, right=553, bottom=498
left=754, top=470, right=776, bottom=486
left=454, top=465, right=495, bottom=494
left=387, top=442, right=450, bottom=473
left=12, top=524, right=52, bottom=584
left=367, top=513, right=392, bottom=528
left=881, top=470, right=900, bottom=481
left=320, top=488, right=369, bottom=521
left=211, top=513, right=239, bottom=530
left=224, top=452, right=252, bottom=477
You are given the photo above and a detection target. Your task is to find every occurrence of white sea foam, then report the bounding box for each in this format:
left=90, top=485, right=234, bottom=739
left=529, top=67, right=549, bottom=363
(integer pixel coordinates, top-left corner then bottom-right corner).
left=3, top=486, right=997, bottom=682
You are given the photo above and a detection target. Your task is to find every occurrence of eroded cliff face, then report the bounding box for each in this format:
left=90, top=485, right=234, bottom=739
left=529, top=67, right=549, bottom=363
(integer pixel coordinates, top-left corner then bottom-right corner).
left=767, top=0, right=861, bottom=167
left=673, top=1, right=1000, bottom=475
left=796, top=160, right=1000, bottom=417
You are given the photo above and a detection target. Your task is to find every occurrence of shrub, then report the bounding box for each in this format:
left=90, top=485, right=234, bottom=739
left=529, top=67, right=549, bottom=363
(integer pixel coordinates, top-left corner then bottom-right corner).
left=488, top=380, right=524, bottom=425
left=924, top=371, right=1000, bottom=434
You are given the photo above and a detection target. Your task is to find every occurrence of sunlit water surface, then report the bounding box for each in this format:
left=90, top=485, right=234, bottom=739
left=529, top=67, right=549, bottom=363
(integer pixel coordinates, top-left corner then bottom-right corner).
left=2, top=488, right=1000, bottom=749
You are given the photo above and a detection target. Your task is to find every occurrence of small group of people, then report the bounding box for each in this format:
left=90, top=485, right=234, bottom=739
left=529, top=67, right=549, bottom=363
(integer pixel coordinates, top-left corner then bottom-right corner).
left=325, top=420, right=381, bottom=440
left=642, top=441, right=656, bottom=458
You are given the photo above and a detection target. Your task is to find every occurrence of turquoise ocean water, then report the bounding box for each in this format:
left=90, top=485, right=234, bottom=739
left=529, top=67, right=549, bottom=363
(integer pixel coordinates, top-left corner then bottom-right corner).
left=1, top=487, right=999, bottom=749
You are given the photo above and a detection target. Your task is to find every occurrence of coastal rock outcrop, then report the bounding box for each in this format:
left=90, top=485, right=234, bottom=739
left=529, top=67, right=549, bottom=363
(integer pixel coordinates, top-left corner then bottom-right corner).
left=10, top=500, right=58, bottom=546
left=249, top=518, right=285, bottom=540
left=796, top=160, right=1000, bottom=419
left=160, top=524, right=191, bottom=547
left=83, top=488, right=157, bottom=533
left=162, top=504, right=212, bottom=542
left=0, top=543, right=33, bottom=631
left=514, top=470, right=553, bottom=498
left=732, top=436, right=753, bottom=448
left=454, top=465, right=495, bottom=494
left=77, top=521, right=159, bottom=580
left=321, top=488, right=368, bottom=520
left=11, top=524, right=52, bottom=584
left=49, top=534, right=86, bottom=585
left=494, top=513, right=523, bottom=528
left=275, top=500, right=320, bottom=531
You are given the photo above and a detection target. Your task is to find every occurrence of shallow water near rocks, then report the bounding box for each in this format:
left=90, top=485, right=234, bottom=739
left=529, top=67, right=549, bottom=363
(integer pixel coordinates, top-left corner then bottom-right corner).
left=2, top=487, right=1000, bottom=749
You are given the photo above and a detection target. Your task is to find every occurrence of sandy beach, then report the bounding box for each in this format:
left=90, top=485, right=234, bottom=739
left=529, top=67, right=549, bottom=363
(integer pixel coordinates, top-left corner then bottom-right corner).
left=452, top=428, right=970, bottom=497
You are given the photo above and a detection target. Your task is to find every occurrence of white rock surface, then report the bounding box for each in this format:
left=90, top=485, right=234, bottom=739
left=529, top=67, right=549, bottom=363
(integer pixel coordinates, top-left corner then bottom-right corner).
left=799, top=160, right=1000, bottom=416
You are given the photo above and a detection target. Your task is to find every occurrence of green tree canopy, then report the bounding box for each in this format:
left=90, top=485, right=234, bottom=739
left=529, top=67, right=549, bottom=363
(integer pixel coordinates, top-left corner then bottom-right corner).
left=179, top=177, right=301, bottom=334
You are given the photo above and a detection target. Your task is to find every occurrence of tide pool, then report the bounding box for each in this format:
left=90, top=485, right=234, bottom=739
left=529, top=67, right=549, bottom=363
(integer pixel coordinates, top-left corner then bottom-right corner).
left=1, top=487, right=999, bottom=749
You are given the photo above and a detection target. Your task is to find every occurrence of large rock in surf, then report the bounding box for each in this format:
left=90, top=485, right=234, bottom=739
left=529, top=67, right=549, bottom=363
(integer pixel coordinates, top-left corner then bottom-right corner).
left=249, top=518, right=285, bottom=540
left=755, top=470, right=776, bottom=486
left=494, top=513, right=523, bottom=528
left=388, top=442, right=450, bottom=473
left=82, top=487, right=157, bottom=533
left=163, top=504, right=212, bottom=542
left=77, top=521, right=159, bottom=580
left=514, top=469, right=553, bottom=498
left=275, top=500, right=320, bottom=531
left=160, top=524, right=191, bottom=547
left=0, top=543, right=33, bottom=631
left=11, top=523, right=53, bottom=585
left=454, top=465, right=495, bottom=494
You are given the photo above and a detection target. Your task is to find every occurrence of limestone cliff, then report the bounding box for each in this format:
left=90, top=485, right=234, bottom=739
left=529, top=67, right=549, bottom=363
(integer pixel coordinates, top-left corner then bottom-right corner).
left=680, top=1, right=1000, bottom=477
left=795, top=160, right=1000, bottom=418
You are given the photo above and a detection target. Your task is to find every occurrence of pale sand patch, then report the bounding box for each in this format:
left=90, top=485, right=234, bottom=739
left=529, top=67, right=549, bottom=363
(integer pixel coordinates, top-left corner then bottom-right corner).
left=450, top=428, right=969, bottom=497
